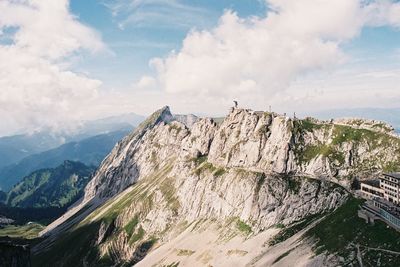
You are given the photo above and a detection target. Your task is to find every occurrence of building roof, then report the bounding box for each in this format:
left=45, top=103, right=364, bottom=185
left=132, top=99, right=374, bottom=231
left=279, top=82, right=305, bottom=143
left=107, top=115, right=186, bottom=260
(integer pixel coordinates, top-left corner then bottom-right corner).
left=383, top=173, right=400, bottom=180
left=361, top=179, right=380, bottom=187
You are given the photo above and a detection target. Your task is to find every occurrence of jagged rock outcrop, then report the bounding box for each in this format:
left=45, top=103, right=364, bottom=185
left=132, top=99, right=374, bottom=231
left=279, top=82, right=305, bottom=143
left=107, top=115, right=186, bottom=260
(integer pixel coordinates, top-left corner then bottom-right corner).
left=84, top=106, right=175, bottom=201
left=81, top=107, right=400, bottom=205
left=35, top=106, right=400, bottom=266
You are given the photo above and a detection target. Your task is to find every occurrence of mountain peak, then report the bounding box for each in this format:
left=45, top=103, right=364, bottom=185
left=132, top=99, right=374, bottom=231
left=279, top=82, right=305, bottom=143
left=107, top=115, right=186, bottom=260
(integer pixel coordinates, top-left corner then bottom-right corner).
left=133, top=106, right=173, bottom=134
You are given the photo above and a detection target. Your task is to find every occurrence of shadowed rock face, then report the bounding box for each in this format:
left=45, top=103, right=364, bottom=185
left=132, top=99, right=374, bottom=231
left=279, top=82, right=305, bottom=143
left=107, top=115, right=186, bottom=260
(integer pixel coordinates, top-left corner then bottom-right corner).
left=0, top=239, right=31, bottom=267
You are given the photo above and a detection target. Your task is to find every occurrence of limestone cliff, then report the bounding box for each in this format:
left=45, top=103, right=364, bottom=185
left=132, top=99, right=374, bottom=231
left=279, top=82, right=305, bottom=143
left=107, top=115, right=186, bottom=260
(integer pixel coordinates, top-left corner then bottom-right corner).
left=83, top=106, right=400, bottom=202
left=34, top=106, right=400, bottom=267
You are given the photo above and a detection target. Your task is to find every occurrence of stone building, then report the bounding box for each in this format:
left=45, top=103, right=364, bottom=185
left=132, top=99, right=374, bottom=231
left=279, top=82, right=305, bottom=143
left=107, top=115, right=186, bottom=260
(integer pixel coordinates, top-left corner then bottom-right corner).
left=359, top=173, right=400, bottom=205
left=358, top=173, right=400, bottom=231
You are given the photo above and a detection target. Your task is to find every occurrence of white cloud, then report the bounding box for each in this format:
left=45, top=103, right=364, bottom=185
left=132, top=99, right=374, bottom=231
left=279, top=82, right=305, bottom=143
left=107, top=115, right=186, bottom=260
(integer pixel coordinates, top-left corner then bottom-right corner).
left=146, top=0, right=400, bottom=112
left=133, top=75, right=158, bottom=90
left=0, top=0, right=106, bottom=136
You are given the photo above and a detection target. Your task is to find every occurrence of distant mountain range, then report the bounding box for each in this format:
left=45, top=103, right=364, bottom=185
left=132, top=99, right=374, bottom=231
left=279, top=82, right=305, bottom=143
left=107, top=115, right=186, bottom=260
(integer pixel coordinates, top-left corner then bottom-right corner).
left=0, top=133, right=66, bottom=170
left=0, top=112, right=144, bottom=170
left=0, top=112, right=144, bottom=191
left=0, top=130, right=130, bottom=191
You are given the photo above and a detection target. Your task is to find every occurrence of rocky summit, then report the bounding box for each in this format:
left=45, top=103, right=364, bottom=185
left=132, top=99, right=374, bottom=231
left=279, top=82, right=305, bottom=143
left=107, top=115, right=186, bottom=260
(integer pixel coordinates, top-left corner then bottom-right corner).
left=32, top=106, right=400, bottom=267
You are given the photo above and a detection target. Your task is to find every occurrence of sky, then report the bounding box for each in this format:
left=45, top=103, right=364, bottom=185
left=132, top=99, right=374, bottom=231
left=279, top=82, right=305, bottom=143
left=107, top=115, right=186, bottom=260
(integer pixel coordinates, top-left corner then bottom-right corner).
left=0, top=0, right=400, bottom=136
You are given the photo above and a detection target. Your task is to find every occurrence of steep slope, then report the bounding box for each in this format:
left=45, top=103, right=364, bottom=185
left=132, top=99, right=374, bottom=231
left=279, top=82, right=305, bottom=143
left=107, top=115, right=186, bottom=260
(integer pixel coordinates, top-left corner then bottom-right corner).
left=33, top=106, right=400, bottom=266
left=6, top=161, right=95, bottom=209
left=0, top=130, right=129, bottom=191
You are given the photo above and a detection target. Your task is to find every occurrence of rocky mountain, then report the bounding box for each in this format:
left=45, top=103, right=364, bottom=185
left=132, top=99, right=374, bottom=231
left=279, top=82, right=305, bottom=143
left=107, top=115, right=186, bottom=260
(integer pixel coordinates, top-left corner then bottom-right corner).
left=6, top=161, right=95, bottom=209
left=0, top=130, right=129, bottom=191
left=32, top=106, right=400, bottom=266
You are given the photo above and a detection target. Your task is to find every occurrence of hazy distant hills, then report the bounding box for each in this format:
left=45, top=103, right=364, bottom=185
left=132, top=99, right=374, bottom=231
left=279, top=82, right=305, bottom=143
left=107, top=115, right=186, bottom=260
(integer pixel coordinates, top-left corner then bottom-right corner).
left=0, top=130, right=130, bottom=191
left=0, top=112, right=144, bottom=191
left=0, top=112, right=144, bottom=170
left=66, top=112, right=145, bottom=142
left=0, top=133, right=66, bottom=170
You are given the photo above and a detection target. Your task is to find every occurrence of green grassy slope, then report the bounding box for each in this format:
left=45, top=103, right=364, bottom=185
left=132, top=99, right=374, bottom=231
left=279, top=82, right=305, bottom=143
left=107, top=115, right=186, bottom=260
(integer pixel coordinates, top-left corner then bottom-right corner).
left=6, top=161, right=95, bottom=209
left=306, top=197, right=400, bottom=266
left=0, top=223, right=45, bottom=239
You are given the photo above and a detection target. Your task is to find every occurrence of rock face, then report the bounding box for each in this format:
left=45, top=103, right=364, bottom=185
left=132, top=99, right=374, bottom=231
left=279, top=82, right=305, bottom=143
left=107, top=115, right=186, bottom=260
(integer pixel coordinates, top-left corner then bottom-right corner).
left=35, top=106, right=400, bottom=266
left=84, top=106, right=400, bottom=202
left=173, top=114, right=199, bottom=128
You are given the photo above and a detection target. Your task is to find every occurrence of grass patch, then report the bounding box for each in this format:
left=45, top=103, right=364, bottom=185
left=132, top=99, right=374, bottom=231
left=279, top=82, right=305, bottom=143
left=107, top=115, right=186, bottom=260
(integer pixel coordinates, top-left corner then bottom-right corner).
left=190, top=155, right=207, bottom=166
left=159, top=177, right=180, bottom=214
left=332, top=125, right=365, bottom=145
left=302, top=144, right=345, bottom=164
left=124, top=215, right=139, bottom=237
left=306, top=197, right=400, bottom=266
left=236, top=219, right=252, bottom=235
left=287, top=177, right=301, bottom=194
left=194, top=162, right=216, bottom=176
left=227, top=249, right=248, bottom=256
left=293, top=119, right=323, bottom=134
left=176, top=249, right=195, bottom=256
left=213, top=168, right=226, bottom=177
left=383, top=161, right=400, bottom=172
left=32, top=222, right=103, bottom=267
left=0, top=223, right=44, bottom=239
left=129, top=226, right=145, bottom=245
left=269, top=213, right=323, bottom=246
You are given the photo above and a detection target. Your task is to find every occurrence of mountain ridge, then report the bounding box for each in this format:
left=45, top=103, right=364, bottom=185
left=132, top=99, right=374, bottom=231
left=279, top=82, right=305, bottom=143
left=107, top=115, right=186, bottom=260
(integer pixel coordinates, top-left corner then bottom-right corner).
left=33, top=106, right=400, bottom=266
left=6, top=160, right=95, bottom=209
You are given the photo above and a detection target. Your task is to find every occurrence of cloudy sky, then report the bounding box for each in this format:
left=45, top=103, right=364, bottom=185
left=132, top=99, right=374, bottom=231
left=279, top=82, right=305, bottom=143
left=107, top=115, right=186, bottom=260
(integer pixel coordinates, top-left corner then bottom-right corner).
left=1, top=0, right=400, bottom=136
